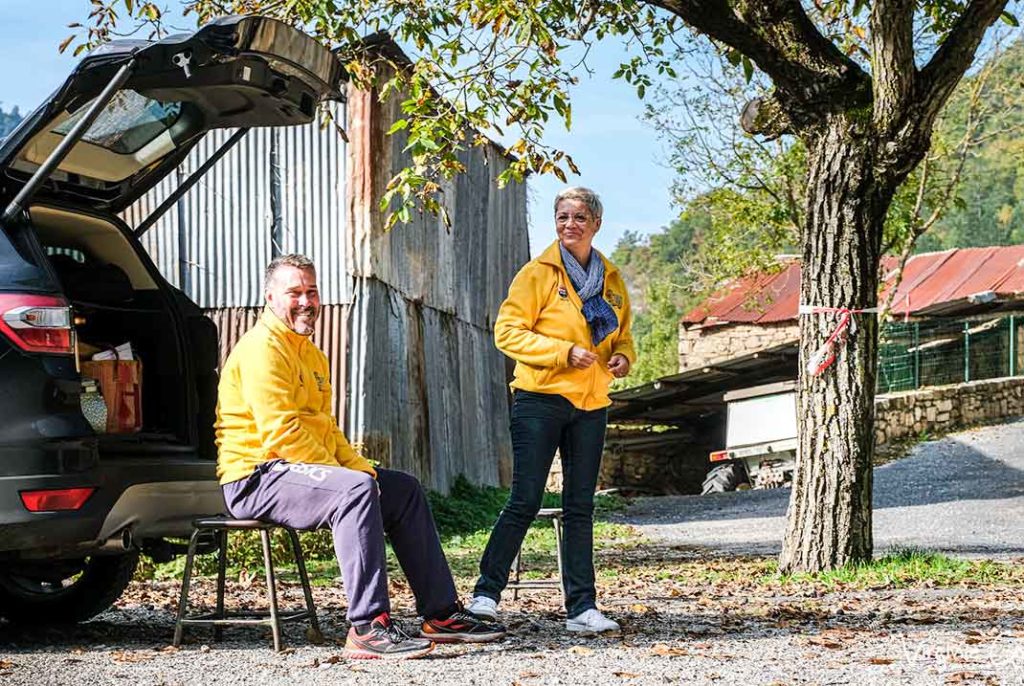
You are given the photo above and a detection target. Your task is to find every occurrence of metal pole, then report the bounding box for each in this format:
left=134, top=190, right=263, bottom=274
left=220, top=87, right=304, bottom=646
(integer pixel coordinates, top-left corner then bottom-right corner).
left=913, top=322, right=921, bottom=389
left=134, top=127, right=251, bottom=238
left=964, top=321, right=971, bottom=383
left=2, top=59, right=137, bottom=225
left=1010, top=315, right=1017, bottom=377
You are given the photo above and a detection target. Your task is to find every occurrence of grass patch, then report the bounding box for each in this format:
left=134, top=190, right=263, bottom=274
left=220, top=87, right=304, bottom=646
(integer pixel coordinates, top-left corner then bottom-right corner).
left=774, top=546, right=1024, bottom=590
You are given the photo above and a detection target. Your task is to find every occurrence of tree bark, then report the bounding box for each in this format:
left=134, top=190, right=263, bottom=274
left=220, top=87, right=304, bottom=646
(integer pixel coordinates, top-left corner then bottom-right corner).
left=779, top=115, right=889, bottom=573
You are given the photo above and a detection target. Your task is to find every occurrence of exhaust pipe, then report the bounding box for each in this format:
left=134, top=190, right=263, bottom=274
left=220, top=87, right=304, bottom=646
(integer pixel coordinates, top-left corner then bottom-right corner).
left=96, top=527, right=133, bottom=553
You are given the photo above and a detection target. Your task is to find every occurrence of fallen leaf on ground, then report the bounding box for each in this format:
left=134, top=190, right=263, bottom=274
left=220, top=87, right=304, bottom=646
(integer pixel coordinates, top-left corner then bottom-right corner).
left=869, top=657, right=895, bottom=665
left=650, top=643, right=687, bottom=656
left=568, top=646, right=594, bottom=656
left=630, top=604, right=650, bottom=613
left=0, top=661, right=12, bottom=669
left=111, top=651, right=153, bottom=664
left=807, top=635, right=843, bottom=649
left=945, top=672, right=995, bottom=684
left=613, top=672, right=641, bottom=678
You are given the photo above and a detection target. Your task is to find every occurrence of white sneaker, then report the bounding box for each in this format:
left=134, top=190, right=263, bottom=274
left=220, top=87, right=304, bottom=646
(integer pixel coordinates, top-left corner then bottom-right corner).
left=566, top=608, right=620, bottom=635
left=465, top=595, right=498, bottom=621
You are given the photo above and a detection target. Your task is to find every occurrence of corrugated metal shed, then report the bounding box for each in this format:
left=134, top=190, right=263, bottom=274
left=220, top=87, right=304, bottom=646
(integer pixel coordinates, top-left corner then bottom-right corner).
left=345, top=281, right=512, bottom=492
left=344, top=66, right=528, bottom=488
left=684, top=247, right=1024, bottom=326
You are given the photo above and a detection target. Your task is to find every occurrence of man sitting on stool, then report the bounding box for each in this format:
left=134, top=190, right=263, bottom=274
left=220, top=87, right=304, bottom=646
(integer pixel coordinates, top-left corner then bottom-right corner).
left=215, top=254, right=505, bottom=659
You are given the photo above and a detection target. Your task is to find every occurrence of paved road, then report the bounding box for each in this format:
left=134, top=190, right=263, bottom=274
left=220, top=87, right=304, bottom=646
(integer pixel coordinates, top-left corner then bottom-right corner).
left=618, top=418, right=1024, bottom=558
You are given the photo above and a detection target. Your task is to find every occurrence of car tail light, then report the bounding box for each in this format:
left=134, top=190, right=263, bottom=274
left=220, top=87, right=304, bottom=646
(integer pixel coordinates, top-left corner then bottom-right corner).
left=0, top=293, right=73, bottom=354
left=20, top=487, right=96, bottom=512
left=709, top=450, right=730, bottom=463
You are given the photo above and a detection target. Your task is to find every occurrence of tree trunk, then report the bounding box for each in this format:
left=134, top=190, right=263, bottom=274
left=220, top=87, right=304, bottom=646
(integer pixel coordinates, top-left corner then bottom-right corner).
left=779, top=115, right=890, bottom=573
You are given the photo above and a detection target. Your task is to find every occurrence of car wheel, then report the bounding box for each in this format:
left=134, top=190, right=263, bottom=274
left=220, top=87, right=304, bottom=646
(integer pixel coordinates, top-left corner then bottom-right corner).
left=701, top=462, right=748, bottom=495
left=0, top=552, right=139, bottom=625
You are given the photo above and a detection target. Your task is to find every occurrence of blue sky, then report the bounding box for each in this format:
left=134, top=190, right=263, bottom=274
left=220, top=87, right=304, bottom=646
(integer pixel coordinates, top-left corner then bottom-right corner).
left=0, top=0, right=678, bottom=257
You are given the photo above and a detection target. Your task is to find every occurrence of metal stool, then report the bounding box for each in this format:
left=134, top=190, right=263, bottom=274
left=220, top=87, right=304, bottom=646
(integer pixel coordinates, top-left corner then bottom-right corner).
left=173, top=517, right=321, bottom=652
left=507, top=507, right=564, bottom=602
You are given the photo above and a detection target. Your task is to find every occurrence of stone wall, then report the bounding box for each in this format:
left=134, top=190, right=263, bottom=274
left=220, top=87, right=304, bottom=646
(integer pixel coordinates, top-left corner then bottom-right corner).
left=679, top=321, right=799, bottom=371
left=875, top=376, right=1024, bottom=446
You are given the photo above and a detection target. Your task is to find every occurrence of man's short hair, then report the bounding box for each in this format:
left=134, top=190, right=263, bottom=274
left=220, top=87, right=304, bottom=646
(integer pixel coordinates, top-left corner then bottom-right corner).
left=553, top=186, right=603, bottom=220
left=264, top=254, right=316, bottom=288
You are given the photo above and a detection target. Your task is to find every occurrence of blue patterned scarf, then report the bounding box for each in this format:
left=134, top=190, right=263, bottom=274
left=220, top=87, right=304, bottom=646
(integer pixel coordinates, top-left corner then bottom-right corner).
left=560, top=243, right=618, bottom=346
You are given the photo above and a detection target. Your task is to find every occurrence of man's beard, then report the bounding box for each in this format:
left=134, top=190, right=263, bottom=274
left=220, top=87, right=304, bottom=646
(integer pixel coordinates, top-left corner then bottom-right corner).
left=291, top=307, right=317, bottom=334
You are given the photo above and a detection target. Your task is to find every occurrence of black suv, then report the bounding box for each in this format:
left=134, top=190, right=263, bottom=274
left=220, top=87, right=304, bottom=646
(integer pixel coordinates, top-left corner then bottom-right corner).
left=0, top=16, right=342, bottom=624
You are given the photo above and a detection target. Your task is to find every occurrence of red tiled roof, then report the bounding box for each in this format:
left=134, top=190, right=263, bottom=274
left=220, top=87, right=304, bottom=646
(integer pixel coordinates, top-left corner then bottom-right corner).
left=682, top=246, right=1024, bottom=326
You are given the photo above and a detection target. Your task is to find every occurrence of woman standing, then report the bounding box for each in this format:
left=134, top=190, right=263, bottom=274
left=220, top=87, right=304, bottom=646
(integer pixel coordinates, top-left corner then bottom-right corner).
left=468, top=187, right=634, bottom=634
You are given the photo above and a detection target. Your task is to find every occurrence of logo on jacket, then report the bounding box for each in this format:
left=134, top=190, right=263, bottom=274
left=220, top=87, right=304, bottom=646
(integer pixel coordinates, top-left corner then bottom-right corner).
left=605, top=289, right=623, bottom=308
left=313, top=371, right=326, bottom=392
left=558, top=286, right=569, bottom=299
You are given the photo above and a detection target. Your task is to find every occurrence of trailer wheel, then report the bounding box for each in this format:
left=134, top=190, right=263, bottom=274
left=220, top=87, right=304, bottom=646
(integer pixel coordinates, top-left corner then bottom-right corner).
left=701, top=462, right=748, bottom=495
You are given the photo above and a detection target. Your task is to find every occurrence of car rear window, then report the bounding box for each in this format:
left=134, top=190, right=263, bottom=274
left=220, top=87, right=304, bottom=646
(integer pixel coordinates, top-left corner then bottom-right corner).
left=53, top=90, right=182, bottom=155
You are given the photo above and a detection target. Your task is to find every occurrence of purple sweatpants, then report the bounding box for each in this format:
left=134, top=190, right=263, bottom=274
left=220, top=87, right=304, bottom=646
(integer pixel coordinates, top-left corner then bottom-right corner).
left=221, top=459, right=458, bottom=624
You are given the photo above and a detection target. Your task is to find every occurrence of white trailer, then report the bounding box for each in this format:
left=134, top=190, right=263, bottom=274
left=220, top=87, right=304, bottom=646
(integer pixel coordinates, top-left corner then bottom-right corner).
left=702, top=380, right=798, bottom=494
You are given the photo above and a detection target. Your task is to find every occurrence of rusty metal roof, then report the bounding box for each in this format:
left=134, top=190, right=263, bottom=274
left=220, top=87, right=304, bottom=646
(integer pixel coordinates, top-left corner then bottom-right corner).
left=683, top=246, right=1024, bottom=326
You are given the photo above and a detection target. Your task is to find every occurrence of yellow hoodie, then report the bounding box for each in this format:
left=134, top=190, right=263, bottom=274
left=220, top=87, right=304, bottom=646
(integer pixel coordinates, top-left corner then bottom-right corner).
left=215, top=309, right=376, bottom=485
left=495, top=240, right=636, bottom=410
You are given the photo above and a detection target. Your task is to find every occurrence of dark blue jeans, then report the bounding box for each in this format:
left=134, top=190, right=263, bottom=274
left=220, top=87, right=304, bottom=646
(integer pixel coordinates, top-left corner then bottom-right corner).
left=474, top=390, right=608, bottom=618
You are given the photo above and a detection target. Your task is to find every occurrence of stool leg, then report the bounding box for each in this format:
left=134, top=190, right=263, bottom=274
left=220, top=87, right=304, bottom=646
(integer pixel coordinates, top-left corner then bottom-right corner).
left=173, top=528, right=202, bottom=647
left=552, top=516, right=566, bottom=605
left=261, top=528, right=282, bottom=652
left=511, top=546, right=522, bottom=602
left=214, top=529, right=228, bottom=642
left=287, top=528, right=322, bottom=641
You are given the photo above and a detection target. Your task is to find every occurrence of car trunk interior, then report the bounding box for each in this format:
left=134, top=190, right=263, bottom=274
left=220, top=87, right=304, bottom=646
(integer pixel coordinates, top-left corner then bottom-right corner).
left=28, top=204, right=195, bottom=452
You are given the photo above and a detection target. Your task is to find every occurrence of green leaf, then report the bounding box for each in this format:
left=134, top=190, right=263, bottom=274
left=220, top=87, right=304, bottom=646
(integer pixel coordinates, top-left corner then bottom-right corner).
left=742, top=56, right=754, bottom=84
left=1000, top=11, right=1019, bottom=26
left=386, top=119, right=409, bottom=135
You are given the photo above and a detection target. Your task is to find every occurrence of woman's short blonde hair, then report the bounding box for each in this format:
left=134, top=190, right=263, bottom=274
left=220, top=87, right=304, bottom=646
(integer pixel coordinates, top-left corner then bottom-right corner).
left=553, top=187, right=603, bottom=220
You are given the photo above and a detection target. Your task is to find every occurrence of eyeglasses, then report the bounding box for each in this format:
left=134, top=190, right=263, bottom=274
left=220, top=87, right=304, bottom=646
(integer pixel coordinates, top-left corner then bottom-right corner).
left=555, top=213, right=594, bottom=225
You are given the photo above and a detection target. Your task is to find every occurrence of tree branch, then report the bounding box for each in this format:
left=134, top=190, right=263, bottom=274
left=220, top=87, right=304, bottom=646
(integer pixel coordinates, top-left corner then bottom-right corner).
left=648, top=0, right=870, bottom=126
left=870, top=0, right=916, bottom=136
left=918, top=0, right=1010, bottom=125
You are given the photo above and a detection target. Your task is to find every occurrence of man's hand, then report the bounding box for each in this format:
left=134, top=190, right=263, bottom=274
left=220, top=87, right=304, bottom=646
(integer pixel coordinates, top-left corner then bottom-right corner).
left=569, top=344, right=599, bottom=369
left=608, top=353, right=630, bottom=378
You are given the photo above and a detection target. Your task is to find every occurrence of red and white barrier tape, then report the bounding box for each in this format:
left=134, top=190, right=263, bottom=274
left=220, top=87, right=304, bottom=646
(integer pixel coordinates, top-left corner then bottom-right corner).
left=798, top=304, right=879, bottom=376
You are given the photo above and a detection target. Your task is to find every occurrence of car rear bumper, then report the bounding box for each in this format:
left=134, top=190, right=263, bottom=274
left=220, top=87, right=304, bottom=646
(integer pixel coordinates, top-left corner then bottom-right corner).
left=0, top=441, right=222, bottom=557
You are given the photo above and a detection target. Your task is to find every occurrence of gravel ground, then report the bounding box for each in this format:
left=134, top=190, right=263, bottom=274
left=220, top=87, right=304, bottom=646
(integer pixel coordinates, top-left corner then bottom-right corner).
left=620, top=418, right=1024, bottom=558
left=2, top=575, right=1024, bottom=686
left=3, top=421, right=1024, bottom=685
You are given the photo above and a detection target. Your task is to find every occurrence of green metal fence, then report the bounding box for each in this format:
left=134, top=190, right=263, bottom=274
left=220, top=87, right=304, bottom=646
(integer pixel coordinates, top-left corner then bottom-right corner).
left=877, top=315, right=1022, bottom=394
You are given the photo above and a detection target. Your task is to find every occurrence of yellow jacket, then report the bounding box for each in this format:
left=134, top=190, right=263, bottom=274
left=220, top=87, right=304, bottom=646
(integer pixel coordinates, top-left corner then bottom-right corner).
left=495, top=240, right=636, bottom=410
left=215, top=309, right=376, bottom=485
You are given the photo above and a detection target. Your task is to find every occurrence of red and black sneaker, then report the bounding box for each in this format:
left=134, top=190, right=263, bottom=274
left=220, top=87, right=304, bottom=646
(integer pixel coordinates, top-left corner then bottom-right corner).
left=343, top=612, right=435, bottom=660
left=420, top=607, right=507, bottom=643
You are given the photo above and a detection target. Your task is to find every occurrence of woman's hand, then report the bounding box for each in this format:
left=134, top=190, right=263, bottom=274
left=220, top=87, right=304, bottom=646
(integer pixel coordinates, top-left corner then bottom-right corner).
left=568, top=344, right=599, bottom=369
left=608, top=353, right=631, bottom=378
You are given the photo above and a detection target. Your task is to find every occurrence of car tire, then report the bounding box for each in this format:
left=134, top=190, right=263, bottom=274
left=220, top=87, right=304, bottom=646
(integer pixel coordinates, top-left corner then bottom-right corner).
left=0, top=552, right=139, bottom=625
left=701, top=462, right=748, bottom=495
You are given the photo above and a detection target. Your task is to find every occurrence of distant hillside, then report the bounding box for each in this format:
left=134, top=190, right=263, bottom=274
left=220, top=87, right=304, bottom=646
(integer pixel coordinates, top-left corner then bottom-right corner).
left=0, top=106, right=23, bottom=140
left=917, top=39, right=1024, bottom=251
